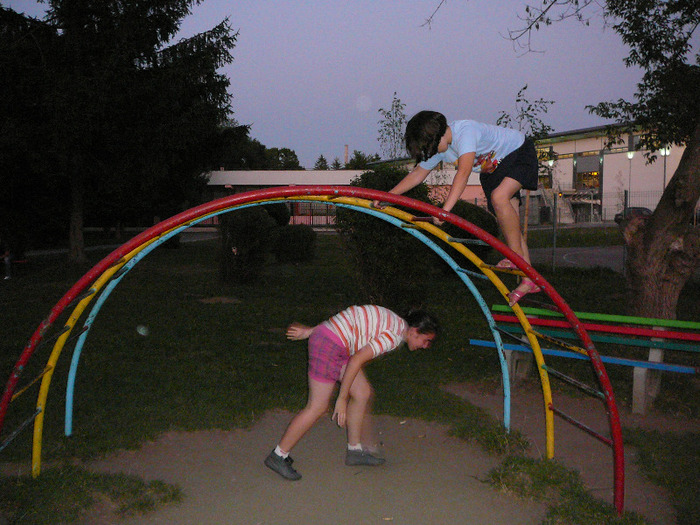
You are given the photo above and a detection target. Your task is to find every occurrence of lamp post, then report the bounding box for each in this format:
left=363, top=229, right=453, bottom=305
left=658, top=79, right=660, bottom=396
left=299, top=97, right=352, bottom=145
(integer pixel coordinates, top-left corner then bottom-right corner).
left=660, top=147, right=670, bottom=189
left=627, top=151, right=634, bottom=199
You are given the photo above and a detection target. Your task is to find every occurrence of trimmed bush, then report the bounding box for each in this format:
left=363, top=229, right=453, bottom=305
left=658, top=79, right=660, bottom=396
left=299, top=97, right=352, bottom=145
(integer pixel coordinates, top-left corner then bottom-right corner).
left=264, top=202, right=291, bottom=227
left=219, top=207, right=277, bottom=283
left=273, top=224, right=316, bottom=263
left=335, top=164, right=440, bottom=312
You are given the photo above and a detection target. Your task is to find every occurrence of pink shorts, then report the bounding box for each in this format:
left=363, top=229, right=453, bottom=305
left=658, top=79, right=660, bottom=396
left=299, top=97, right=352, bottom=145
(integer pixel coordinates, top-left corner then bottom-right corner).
left=308, top=325, right=348, bottom=383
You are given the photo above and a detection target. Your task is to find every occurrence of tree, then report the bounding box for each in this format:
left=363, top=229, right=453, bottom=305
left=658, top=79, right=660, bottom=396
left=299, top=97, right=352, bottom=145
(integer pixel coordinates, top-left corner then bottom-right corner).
left=345, top=150, right=380, bottom=169
left=496, top=84, right=554, bottom=140
left=377, top=92, right=408, bottom=160
left=265, top=147, right=303, bottom=170
left=314, top=155, right=330, bottom=170
left=331, top=157, right=343, bottom=170
left=497, top=84, right=556, bottom=188
left=0, top=2, right=237, bottom=263
left=0, top=9, right=68, bottom=254
left=509, top=0, right=700, bottom=320
left=335, top=164, right=435, bottom=310
left=215, top=121, right=270, bottom=170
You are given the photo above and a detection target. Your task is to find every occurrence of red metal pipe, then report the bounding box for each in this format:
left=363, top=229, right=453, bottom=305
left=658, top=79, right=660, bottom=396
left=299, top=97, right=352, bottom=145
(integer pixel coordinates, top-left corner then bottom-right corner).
left=0, top=185, right=625, bottom=514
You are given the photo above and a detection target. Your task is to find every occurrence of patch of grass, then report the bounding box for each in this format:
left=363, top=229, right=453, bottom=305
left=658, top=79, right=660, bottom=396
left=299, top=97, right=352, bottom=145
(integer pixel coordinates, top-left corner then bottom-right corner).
left=487, top=456, right=646, bottom=524
left=624, top=428, right=700, bottom=525
left=0, top=464, right=181, bottom=524
left=527, top=225, right=623, bottom=249
left=0, top=233, right=697, bottom=524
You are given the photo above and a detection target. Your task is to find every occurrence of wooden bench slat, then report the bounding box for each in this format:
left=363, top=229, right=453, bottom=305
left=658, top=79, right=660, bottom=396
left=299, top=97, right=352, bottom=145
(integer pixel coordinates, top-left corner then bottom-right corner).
left=492, top=304, right=700, bottom=331
left=469, top=339, right=697, bottom=374
left=496, top=325, right=700, bottom=353
left=492, top=314, right=700, bottom=342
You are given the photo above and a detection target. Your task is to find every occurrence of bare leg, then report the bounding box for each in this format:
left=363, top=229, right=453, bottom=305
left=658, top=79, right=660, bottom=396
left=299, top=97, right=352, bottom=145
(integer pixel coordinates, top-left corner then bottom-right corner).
left=278, top=377, right=336, bottom=453
left=490, top=178, right=540, bottom=304
left=490, top=177, right=530, bottom=263
left=345, top=369, right=374, bottom=447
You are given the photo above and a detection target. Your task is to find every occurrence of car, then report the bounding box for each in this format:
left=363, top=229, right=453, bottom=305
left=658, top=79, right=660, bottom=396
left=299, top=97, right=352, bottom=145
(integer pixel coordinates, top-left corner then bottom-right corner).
left=614, top=207, right=652, bottom=224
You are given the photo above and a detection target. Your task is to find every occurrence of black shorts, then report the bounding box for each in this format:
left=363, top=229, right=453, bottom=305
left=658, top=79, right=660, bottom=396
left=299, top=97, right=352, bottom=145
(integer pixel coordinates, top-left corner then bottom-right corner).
left=479, top=137, right=538, bottom=214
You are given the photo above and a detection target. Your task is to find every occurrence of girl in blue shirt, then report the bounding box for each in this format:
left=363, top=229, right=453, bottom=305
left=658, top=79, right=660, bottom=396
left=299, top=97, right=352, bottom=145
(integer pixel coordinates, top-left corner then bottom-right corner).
left=377, top=110, right=540, bottom=305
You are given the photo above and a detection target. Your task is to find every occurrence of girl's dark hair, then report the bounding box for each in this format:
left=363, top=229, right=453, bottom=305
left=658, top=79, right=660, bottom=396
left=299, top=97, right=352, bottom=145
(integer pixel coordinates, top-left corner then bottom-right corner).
left=405, top=111, right=447, bottom=164
left=404, top=308, right=440, bottom=335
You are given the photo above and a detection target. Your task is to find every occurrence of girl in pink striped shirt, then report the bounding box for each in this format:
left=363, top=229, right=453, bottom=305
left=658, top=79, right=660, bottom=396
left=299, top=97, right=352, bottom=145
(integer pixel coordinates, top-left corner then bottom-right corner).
left=264, top=305, right=439, bottom=480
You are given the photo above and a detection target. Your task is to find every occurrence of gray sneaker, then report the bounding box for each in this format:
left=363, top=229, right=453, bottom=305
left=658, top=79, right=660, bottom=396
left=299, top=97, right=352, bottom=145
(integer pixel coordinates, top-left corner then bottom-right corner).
left=345, top=449, right=385, bottom=466
left=264, top=450, right=302, bottom=480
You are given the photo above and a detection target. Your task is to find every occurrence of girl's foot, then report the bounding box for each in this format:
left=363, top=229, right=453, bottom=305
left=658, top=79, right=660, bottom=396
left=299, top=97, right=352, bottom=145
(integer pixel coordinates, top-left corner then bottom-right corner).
left=508, top=279, right=541, bottom=307
left=496, top=258, right=517, bottom=269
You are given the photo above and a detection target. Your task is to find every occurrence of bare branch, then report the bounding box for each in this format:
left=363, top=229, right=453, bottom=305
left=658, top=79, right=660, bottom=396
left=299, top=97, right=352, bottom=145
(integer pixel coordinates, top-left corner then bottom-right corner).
left=507, top=0, right=603, bottom=53
left=421, top=0, right=449, bottom=29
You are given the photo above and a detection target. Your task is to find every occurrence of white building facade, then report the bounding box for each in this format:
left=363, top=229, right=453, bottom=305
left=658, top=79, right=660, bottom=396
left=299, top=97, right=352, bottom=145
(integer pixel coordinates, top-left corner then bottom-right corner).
left=205, top=126, right=693, bottom=225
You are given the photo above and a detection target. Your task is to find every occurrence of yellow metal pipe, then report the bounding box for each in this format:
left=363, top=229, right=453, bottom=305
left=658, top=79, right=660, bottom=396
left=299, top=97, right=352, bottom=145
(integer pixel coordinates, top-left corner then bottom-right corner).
left=287, top=195, right=556, bottom=458
left=31, top=231, right=173, bottom=477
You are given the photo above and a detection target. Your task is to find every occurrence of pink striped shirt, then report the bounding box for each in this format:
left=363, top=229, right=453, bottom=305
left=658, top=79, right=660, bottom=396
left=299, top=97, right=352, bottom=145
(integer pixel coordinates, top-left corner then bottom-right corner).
left=322, top=305, right=407, bottom=358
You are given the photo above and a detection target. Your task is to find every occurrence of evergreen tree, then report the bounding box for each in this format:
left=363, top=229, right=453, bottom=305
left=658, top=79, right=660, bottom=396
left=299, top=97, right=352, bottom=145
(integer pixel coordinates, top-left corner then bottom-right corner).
left=0, top=2, right=237, bottom=262
left=314, top=155, right=330, bottom=170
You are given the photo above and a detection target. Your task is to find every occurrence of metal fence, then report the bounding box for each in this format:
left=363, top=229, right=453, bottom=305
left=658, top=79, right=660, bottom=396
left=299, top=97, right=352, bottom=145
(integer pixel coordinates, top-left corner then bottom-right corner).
left=289, top=202, right=336, bottom=228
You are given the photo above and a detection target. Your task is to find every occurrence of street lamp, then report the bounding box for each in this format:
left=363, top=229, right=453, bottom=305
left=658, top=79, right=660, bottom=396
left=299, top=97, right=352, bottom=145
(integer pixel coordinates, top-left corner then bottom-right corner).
left=627, top=151, right=634, bottom=204
left=660, top=146, right=670, bottom=189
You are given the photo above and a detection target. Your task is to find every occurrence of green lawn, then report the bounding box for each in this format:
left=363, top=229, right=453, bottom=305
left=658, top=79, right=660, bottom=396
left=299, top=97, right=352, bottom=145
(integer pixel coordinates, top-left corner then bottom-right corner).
left=526, top=224, right=623, bottom=249
left=0, top=233, right=697, bottom=524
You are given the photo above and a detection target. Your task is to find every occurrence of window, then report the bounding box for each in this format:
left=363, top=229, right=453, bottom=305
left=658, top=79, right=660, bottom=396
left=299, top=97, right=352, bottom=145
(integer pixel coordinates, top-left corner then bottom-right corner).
left=576, top=170, right=599, bottom=190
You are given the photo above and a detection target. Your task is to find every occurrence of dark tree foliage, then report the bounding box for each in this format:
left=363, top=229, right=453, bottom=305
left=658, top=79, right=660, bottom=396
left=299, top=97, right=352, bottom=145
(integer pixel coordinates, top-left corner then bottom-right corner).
left=264, top=148, right=303, bottom=170
left=0, top=9, right=69, bottom=252
left=219, top=207, right=277, bottom=284
left=510, top=0, right=700, bottom=319
left=345, top=150, right=381, bottom=169
left=335, top=164, right=438, bottom=312
left=314, top=155, right=330, bottom=170
left=0, top=2, right=238, bottom=262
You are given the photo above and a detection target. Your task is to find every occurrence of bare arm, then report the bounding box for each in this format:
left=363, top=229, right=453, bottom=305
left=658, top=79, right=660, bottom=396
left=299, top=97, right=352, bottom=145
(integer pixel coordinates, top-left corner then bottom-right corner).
left=441, top=152, right=475, bottom=213
left=372, top=165, right=431, bottom=208
left=286, top=322, right=314, bottom=340
left=332, top=345, right=374, bottom=427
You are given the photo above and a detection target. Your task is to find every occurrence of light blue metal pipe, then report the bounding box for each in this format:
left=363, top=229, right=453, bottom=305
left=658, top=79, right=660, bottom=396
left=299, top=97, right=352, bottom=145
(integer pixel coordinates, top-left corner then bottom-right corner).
left=64, top=200, right=512, bottom=435
left=65, top=215, right=215, bottom=435
left=334, top=203, right=511, bottom=429
left=66, top=203, right=288, bottom=435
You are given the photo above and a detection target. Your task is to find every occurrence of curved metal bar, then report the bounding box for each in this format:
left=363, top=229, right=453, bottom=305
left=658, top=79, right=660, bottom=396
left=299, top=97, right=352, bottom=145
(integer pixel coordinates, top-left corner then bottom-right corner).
left=32, top=257, right=130, bottom=476
left=328, top=201, right=513, bottom=429
left=64, top=214, right=217, bottom=436
left=64, top=201, right=513, bottom=437
left=0, top=186, right=623, bottom=514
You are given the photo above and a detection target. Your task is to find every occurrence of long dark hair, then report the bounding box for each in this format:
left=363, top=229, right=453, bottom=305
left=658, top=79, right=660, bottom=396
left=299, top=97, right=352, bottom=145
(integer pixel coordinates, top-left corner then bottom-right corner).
left=404, top=308, right=440, bottom=335
left=405, top=111, right=447, bottom=164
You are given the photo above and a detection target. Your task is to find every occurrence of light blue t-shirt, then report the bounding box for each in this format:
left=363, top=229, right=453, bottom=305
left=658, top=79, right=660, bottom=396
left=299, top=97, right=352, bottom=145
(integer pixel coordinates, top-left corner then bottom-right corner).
left=419, top=120, right=525, bottom=173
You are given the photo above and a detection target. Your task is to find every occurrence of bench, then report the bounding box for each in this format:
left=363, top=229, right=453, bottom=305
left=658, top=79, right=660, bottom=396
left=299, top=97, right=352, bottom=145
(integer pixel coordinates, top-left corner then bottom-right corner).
left=470, top=305, right=700, bottom=415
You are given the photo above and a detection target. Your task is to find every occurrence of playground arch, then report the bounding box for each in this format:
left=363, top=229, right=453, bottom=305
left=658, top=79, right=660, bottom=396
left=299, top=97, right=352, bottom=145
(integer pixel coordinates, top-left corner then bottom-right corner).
left=0, top=185, right=625, bottom=514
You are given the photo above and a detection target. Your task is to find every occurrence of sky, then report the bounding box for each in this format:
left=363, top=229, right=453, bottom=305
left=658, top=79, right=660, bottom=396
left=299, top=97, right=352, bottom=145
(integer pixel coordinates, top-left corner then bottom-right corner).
left=6, top=0, right=644, bottom=169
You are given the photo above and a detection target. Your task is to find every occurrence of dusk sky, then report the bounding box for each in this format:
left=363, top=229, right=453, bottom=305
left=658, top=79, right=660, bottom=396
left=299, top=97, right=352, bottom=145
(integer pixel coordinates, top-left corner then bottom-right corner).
left=7, top=1, right=643, bottom=168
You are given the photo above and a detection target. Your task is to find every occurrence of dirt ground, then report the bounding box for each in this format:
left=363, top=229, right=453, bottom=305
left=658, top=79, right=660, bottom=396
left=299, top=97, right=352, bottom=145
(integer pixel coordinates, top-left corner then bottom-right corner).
left=64, top=380, right=698, bottom=525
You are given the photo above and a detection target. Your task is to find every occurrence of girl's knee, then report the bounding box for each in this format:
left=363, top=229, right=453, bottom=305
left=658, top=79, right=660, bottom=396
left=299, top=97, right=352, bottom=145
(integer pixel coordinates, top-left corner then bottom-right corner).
left=491, top=188, right=513, bottom=209
left=302, top=400, right=330, bottom=419
left=351, top=384, right=374, bottom=404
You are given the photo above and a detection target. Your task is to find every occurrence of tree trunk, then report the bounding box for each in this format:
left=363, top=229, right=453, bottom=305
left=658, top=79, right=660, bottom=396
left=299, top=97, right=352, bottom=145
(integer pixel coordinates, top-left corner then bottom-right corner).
left=624, top=123, right=700, bottom=319
left=68, top=172, right=86, bottom=265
